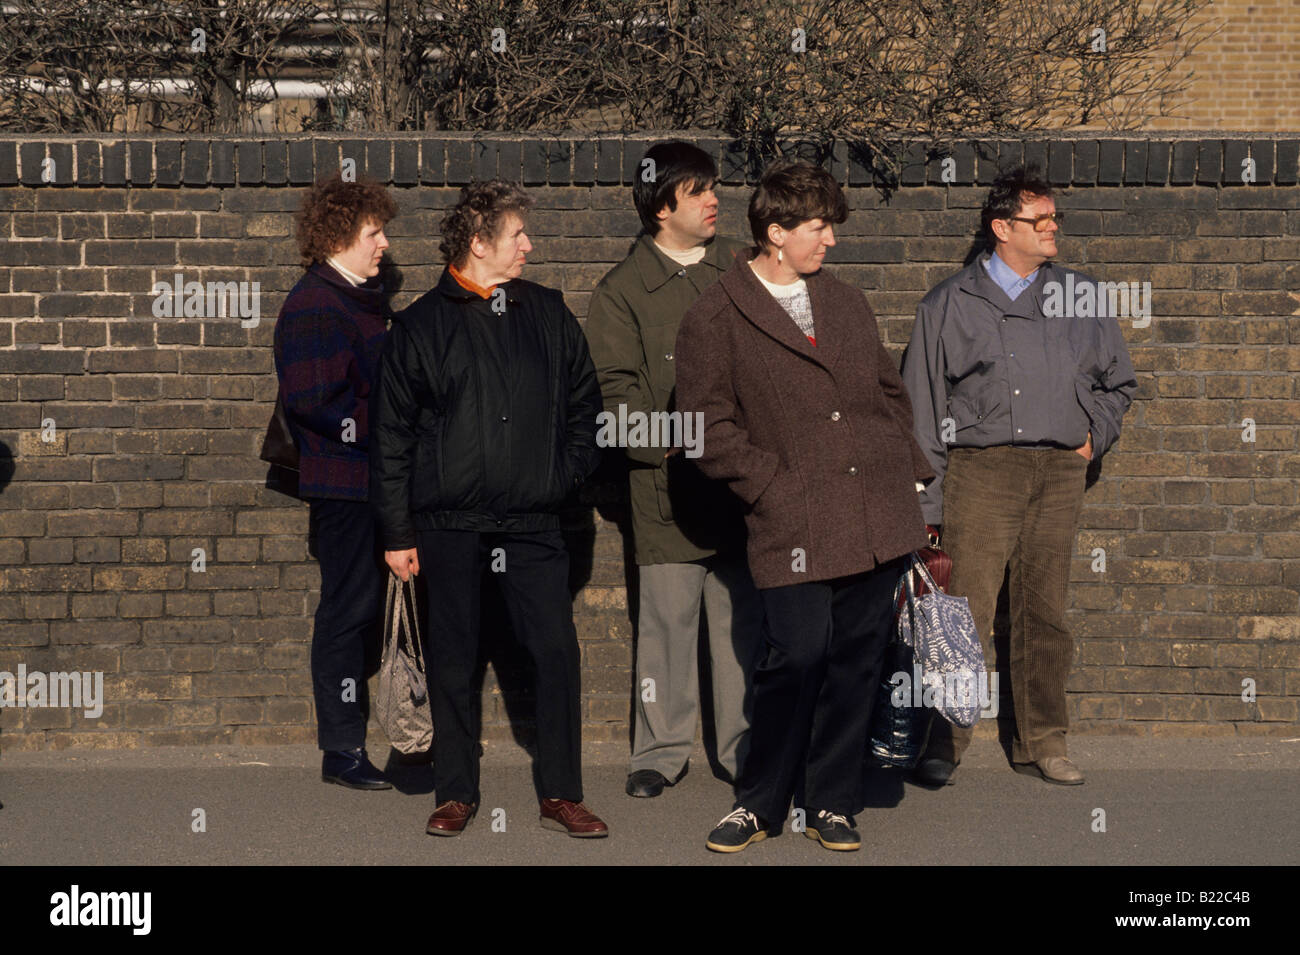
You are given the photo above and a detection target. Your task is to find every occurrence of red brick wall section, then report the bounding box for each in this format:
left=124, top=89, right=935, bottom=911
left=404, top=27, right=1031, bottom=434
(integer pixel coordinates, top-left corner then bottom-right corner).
left=0, top=134, right=1298, bottom=750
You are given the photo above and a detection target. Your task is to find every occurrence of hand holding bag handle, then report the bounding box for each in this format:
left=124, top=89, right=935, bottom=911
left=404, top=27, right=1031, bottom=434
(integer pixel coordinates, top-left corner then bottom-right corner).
left=375, top=572, right=434, bottom=754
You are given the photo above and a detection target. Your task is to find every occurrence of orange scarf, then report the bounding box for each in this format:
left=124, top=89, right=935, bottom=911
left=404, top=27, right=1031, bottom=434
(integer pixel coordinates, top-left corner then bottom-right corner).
left=449, top=263, right=495, bottom=300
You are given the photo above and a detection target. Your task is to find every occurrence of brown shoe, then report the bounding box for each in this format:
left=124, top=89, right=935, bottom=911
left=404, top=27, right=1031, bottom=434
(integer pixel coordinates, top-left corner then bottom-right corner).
left=426, top=800, right=477, bottom=836
left=539, top=799, right=609, bottom=838
left=1013, top=756, right=1085, bottom=785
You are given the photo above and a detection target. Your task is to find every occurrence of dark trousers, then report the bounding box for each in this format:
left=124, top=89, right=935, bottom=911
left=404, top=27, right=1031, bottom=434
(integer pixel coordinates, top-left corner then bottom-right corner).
left=308, top=498, right=387, bottom=751
left=736, top=557, right=904, bottom=826
left=416, top=528, right=583, bottom=805
left=925, top=446, right=1089, bottom=764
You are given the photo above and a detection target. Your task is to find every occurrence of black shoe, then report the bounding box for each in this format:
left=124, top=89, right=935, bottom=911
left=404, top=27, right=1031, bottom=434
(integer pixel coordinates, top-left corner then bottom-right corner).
left=625, top=763, right=688, bottom=798
left=706, top=807, right=768, bottom=853
left=321, top=748, right=393, bottom=790
left=914, top=757, right=958, bottom=786
left=805, top=809, right=861, bottom=851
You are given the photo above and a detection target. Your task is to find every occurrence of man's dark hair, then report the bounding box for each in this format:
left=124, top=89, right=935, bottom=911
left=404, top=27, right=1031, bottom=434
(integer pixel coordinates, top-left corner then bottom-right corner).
left=980, top=165, right=1054, bottom=246
left=632, top=141, right=718, bottom=235
left=440, top=179, right=536, bottom=266
left=748, top=158, right=848, bottom=249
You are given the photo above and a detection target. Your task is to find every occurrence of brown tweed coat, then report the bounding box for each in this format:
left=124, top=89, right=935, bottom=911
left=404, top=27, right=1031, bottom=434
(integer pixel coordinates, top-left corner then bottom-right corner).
left=674, top=249, right=934, bottom=589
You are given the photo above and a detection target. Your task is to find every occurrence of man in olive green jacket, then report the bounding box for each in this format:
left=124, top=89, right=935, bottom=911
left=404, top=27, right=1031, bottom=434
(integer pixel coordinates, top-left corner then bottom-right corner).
left=585, top=142, right=762, bottom=798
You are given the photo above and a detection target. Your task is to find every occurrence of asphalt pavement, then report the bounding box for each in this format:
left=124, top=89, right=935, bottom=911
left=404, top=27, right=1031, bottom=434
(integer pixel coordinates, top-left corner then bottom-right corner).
left=1, top=737, right=1297, bottom=866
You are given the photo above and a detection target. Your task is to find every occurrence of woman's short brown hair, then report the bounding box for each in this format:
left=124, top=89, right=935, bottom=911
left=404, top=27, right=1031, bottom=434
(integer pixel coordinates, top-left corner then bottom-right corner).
left=440, top=180, right=536, bottom=267
left=748, top=158, right=848, bottom=249
left=295, top=172, right=398, bottom=266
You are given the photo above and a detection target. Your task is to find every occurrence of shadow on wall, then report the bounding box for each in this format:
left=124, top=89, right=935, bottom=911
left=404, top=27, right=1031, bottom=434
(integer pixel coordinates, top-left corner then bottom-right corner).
left=257, top=251, right=622, bottom=785
left=0, top=438, right=11, bottom=805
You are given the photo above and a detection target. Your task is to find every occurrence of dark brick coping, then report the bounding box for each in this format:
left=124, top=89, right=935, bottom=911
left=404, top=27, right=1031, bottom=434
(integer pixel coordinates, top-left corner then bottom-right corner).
left=0, top=135, right=1296, bottom=188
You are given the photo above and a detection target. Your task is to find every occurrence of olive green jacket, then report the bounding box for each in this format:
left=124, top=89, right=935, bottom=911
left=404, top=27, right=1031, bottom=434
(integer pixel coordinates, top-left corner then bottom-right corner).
left=585, top=233, right=750, bottom=565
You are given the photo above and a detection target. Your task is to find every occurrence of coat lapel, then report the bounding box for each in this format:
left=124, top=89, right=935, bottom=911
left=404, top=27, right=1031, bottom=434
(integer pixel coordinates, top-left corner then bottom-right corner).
left=804, top=269, right=843, bottom=373
left=722, top=248, right=842, bottom=371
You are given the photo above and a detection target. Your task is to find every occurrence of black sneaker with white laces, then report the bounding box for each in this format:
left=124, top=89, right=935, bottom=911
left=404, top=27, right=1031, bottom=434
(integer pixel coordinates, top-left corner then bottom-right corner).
left=706, top=807, right=768, bottom=853
left=806, top=809, right=861, bottom=851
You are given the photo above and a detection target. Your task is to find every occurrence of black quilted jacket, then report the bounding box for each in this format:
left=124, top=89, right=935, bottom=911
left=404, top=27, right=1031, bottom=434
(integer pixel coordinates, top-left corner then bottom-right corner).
left=369, top=267, right=602, bottom=549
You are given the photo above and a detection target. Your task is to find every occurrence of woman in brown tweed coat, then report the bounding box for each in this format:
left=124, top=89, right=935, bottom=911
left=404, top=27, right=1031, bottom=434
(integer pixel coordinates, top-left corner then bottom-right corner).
left=675, top=159, right=934, bottom=853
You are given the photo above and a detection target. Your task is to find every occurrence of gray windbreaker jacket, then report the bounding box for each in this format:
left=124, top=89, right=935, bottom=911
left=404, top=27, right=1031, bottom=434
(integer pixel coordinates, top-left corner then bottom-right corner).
left=900, top=252, right=1138, bottom=524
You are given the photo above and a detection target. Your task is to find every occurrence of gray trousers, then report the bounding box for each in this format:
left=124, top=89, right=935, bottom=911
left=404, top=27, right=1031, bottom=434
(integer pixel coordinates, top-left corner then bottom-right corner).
left=631, top=553, right=762, bottom=779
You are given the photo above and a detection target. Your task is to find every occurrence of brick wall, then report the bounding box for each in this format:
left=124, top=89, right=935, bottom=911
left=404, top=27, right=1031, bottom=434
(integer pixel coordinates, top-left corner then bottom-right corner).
left=1, top=133, right=1298, bottom=751
left=1148, top=0, right=1300, bottom=131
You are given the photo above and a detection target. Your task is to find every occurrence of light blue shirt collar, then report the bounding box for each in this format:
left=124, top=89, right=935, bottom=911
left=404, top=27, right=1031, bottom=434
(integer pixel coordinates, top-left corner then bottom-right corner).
left=983, top=251, right=1037, bottom=302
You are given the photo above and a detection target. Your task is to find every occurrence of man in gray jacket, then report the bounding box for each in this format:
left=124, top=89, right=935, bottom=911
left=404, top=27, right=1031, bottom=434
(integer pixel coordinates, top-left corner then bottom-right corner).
left=900, top=166, right=1137, bottom=786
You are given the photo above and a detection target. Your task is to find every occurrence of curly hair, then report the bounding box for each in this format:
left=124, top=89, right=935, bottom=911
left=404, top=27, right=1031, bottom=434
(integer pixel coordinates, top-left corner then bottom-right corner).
left=980, top=165, right=1054, bottom=247
left=440, top=180, right=536, bottom=266
left=295, top=172, right=398, bottom=266
left=748, top=158, right=847, bottom=249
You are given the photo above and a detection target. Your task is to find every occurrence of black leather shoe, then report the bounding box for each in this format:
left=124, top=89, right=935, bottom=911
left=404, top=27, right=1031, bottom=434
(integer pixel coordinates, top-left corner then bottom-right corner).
left=625, top=763, right=688, bottom=798
left=914, top=757, right=958, bottom=786
left=322, top=748, right=393, bottom=790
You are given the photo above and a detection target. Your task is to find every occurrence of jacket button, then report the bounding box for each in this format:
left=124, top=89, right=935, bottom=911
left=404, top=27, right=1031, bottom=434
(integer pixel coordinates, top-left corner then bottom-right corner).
left=677, top=269, right=686, bottom=277
left=1016, top=428, right=1023, bottom=434
left=1013, top=389, right=1020, bottom=396
left=496, top=519, right=504, bottom=527
left=501, top=415, right=509, bottom=422
left=830, top=411, right=841, bottom=421
left=664, top=353, right=673, bottom=361
left=848, top=466, right=858, bottom=476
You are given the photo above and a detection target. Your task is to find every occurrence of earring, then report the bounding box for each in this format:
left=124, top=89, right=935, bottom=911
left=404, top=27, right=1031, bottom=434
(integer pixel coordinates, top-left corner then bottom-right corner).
left=777, top=248, right=783, bottom=264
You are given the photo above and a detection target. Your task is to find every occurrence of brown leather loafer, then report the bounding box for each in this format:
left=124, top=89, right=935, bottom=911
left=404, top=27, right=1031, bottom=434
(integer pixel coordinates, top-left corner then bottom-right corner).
left=426, top=800, right=477, bottom=836
left=539, top=799, right=609, bottom=838
left=1013, top=755, right=1085, bottom=786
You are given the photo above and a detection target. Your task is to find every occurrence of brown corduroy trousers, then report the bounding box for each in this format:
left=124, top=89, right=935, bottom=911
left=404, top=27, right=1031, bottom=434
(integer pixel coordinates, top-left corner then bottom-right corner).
left=925, top=446, right=1089, bottom=765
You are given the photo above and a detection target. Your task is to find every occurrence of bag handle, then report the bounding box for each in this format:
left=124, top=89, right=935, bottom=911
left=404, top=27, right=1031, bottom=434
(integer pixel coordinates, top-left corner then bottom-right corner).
left=385, top=572, right=425, bottom=658
left=395, top=574, right=425, bottom=666
left=909, top=552, right=943, bottom=596
left=384, top=572, right=400, bottom=647
left=388, top=573, right=428, bottom=700
left=897, top=551, right=944, bottom=649
left=895, top=555, right=924, bottom=648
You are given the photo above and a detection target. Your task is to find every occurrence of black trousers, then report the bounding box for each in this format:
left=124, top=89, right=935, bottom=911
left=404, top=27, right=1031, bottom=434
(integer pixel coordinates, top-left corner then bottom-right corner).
left=736, top=556, right=904, bottom=826
left=416, top=528, right=583, bottom=805
left=308, top=498, right=387, bottom=751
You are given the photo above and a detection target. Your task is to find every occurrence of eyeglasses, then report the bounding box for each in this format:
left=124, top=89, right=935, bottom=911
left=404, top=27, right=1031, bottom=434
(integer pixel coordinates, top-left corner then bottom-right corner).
left=1003, top=212, right=1065, bottom=231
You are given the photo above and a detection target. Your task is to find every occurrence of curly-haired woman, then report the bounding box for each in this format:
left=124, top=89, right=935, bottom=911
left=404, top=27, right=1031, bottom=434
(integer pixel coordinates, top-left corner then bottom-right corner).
left=273, top=171, right=398, bottom=789
left=370, top=179, right=608, bottom=837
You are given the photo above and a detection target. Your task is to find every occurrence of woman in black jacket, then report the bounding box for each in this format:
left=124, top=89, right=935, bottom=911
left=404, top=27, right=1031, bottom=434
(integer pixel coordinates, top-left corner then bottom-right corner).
left=370, top=180, right=608, bottom=839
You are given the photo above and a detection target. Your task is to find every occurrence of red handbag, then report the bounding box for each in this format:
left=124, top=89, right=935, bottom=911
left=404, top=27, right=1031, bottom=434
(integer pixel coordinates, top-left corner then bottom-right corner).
left=893, top=531, right=953, bottom=618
